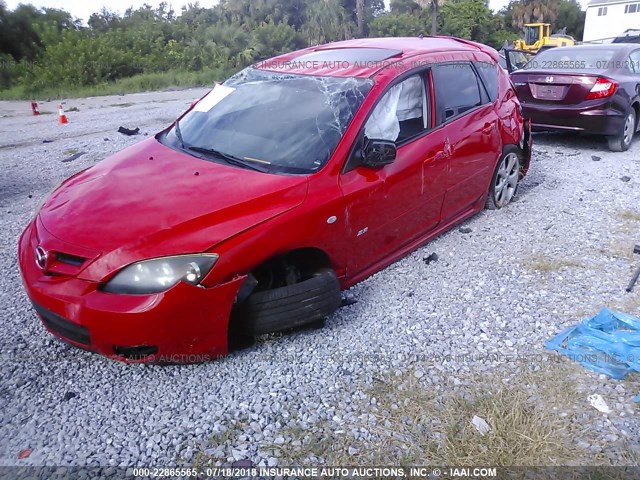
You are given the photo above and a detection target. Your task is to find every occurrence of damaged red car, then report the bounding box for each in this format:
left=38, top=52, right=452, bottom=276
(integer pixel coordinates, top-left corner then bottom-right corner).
left=18, top=37, right=531, bottom=362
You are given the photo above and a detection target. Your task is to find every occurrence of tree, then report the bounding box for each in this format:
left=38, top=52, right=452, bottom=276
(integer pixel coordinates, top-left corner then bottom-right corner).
left=303, top=0, right=353, bottom=45
left=341, top=0, right=385, bottom=36
left=439, top=0, right=498, bottom=45
left=506, top=0, right=584, bottom=41
left=369, top=12, right=429, bottom=36
left=356, top=0, right=365, bottom=36
left=390, top=0, right=422, bottom=14
left=0, top=4, right=79, bottom=61
left=431, top=0, right=438, bottom=34
left=250, top=21, right=304, bottom=59
left=88, top=8, right=121, bottom=32
left=510, top=0, right=559, bottom=28
left=555, top=0, right=585, bottom=39
left=4, top=0, right=583, bottom=95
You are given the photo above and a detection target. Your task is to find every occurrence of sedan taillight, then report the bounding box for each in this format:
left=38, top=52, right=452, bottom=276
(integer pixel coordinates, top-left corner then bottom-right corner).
left=585, top=77, right=618, bottom=100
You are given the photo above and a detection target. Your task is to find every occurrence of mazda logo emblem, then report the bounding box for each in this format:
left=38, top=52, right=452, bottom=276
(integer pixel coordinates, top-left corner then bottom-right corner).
left=35, top=246, right=48, bottom=270
left=545, top=76, right=554, bottom=83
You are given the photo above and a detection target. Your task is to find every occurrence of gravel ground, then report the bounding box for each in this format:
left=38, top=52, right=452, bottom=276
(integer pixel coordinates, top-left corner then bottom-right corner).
left=1, top=91, right=640, bottom=467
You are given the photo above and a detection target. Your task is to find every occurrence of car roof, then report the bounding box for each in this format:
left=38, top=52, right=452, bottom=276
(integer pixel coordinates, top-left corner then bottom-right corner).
left=254, top=36, right=496, bottom=78
left=548, top=44, right=638, bottom=53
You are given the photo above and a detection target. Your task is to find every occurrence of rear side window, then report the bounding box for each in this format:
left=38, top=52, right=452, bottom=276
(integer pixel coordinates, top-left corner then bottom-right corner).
left=628, top=51, right=640, bottom=73
left=474, top=61, right=499, bottom=102
left=432, top=63, right=483, bottom=125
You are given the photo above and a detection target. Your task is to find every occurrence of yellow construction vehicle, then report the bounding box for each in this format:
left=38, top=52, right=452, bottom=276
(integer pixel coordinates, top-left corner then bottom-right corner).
left=513, top=23, right=575, bottom=54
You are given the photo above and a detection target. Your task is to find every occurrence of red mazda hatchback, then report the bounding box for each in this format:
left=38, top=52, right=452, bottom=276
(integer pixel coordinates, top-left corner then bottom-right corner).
left=19, top=37, right=531, bottom=362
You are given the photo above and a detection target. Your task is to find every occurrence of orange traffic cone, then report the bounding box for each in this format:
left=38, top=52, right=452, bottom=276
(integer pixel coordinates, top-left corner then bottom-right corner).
left=58, top=104, right=68, bottom=124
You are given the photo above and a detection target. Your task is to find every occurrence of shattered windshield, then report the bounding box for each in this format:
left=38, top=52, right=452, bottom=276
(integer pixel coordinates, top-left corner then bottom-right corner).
left=164, top=68, right=373, bottom=174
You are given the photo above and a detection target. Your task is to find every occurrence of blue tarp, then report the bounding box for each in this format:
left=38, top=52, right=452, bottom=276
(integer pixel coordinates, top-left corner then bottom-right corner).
left=546, top=308, right=640, bottom=381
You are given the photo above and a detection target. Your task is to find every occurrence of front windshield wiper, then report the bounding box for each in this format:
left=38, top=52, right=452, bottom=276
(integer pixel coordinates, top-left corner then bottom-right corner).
left=173, top=119, right=185, bottom=148
left=188, top=146, right=269, bottom=173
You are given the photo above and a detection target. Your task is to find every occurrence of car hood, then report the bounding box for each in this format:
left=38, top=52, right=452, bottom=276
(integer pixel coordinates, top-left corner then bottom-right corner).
left=38, top=138, right=308, bottom=281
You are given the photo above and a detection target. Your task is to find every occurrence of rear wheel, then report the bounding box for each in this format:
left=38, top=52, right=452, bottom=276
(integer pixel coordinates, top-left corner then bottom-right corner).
left=608, top=109, right=636, bottom=152
left=486, top=147, right=521, bottom=210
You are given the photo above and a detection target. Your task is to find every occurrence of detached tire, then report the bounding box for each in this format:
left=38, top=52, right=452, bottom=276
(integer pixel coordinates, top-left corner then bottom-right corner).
left=608, top=108, right=636, bottom=152
left=239, top=269, right=341, bottom=335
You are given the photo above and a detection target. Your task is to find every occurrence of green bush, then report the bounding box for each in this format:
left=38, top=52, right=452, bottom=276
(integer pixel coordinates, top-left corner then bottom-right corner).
left=1, top=0, right=578, bottom=98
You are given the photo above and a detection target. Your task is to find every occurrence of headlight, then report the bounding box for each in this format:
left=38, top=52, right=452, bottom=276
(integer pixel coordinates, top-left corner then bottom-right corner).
left=102, top=254, right=219, bottom=294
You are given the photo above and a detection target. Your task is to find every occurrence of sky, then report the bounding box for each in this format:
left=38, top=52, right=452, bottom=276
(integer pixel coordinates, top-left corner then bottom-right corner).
left=5, top=0, right=590, bottom=25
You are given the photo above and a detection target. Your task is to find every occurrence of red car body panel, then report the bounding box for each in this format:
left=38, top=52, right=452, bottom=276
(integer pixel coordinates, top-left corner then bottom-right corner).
left=39, top=139, right=309, bottom=282
left=19, top=216, right=246, bottom=360
left=18, top=37, right=530, bottom=362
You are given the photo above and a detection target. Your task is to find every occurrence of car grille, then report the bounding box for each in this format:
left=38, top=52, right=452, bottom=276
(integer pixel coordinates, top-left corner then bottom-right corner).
left=32, top=302, right=91, bottom=345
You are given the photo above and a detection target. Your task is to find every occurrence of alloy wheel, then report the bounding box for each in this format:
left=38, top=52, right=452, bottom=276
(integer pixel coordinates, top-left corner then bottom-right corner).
left=494, top=152, right=519, bottom=208
left=623, top=113, right=635, bottom=147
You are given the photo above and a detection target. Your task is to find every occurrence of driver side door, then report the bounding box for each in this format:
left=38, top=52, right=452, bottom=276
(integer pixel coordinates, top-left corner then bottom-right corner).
left=339, top=71, right=448, bottom=278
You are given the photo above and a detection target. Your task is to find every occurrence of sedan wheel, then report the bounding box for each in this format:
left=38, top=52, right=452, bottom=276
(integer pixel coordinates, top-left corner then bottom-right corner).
left=486, top=149, right=520, bottom=210
left=608, top=109, right=636, bottom=152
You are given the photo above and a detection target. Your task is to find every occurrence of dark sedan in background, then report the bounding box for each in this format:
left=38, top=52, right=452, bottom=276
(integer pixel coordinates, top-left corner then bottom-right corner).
left=509, top=44, right=640, bottom=151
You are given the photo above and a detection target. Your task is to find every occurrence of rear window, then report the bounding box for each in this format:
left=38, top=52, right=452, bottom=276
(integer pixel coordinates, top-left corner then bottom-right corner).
left=474, top=61, right=499, bottom=102
left=523, top=48, right=617, bottom=70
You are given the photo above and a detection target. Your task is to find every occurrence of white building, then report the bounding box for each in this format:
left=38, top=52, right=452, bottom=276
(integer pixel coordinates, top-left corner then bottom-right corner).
left=583, top=0, right=640, bottom=42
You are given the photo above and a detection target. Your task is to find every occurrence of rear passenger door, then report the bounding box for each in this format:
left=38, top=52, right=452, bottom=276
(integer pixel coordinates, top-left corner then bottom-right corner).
left=431, top=62, right=501, bottom=221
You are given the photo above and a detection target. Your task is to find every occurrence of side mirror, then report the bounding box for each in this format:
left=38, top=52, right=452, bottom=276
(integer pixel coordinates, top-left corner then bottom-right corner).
left=362, top=139, right=397, bottom=168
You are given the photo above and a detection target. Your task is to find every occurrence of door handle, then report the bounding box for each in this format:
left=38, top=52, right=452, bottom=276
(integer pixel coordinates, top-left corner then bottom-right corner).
left=482, top=122, right=494, bottom=135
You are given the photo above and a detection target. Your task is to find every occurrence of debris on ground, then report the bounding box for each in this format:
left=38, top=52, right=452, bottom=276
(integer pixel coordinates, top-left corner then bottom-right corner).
left=621, top=176, right=632, bottom=183
left=592, top=155, right=601, bottom=162
left=17, top=448, right=32, bottom=459
left=423, top=252, right=438, bottom=265
left=117, top=126, right=140, bottom=136
left=471, top=415, right=492, bottom=435
left=42, top=139, right=53, bottom=144
left=340, top=297, right=358, bottom=307
left=627, top=244, right=640, bottom=293
left=588, top=394, right=611, bottom=413
left=63, top=391, right=77, bottom=401
left=459, top=227, right=473, bottom=234
left=546, top=308, right=640, bottom=382
left=62, top=151, right=86, bottom=163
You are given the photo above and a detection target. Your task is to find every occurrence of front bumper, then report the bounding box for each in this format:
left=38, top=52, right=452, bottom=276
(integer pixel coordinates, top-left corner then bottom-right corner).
left=522, top=100, right=624, bottom=136
left=18, top=219, right=245, bottom=363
